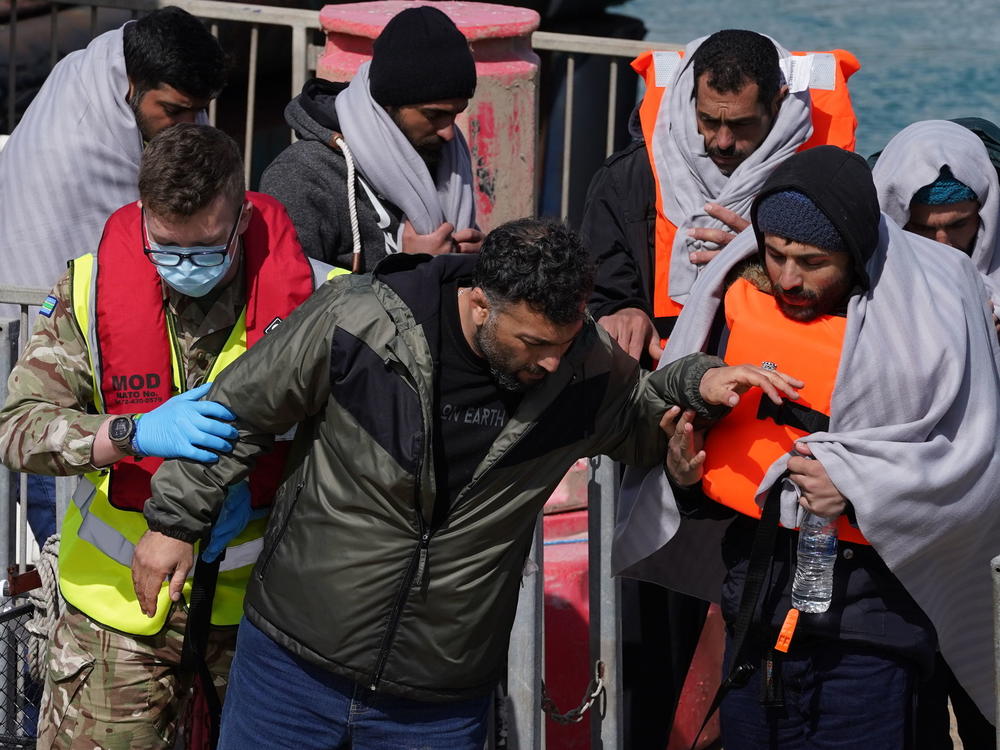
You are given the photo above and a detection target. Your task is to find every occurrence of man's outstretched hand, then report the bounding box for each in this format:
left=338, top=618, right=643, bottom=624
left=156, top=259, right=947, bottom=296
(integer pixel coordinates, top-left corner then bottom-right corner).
left=699, top=364, right=803, bottom=408
left=131, top=531, right=194, bottom=618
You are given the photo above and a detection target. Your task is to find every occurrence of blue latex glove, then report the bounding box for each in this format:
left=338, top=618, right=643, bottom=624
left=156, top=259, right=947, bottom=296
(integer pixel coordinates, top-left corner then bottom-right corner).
left=133, top=382, right=237, bottom=462
left=201, top=482, right=267, bottom=563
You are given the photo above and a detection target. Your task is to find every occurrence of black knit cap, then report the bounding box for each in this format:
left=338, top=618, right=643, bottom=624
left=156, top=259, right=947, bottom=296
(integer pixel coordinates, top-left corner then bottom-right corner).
left=369, top=6, right=477, bottom=107
left=751, top=146, right=881, bottom=291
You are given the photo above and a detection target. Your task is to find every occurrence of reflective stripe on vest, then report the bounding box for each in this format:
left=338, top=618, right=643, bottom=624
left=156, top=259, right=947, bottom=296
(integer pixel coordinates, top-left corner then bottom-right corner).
left=70, top=478, right=263, bottom=572
left=632, top=48, right=861, bottom=337
left=63, top=266, right=273, bottom=634
left=700, top=277, right=868, bottom=545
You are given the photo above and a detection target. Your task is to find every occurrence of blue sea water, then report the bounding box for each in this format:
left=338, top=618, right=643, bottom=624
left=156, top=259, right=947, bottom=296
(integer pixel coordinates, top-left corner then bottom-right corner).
left=615, top=0, right=1000, bottom=157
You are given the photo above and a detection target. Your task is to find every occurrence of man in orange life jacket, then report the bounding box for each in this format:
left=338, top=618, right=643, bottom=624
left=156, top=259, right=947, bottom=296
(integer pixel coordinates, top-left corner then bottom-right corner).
left=581, top=29, right=858, bottom=364
left=0, top=123, right=332, bottom=747
left=580, top=29, right=858, bottom=742
left=626, top=146, right=1000, bottom=748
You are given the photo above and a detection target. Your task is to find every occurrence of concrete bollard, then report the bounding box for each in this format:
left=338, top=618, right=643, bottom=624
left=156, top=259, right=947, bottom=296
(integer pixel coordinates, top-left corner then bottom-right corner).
left=317, top=1, right=540, bottom=232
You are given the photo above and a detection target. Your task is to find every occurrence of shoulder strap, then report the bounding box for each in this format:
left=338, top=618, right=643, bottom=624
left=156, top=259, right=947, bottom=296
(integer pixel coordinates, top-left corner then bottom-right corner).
left=688, top=481, right=784, bottom=750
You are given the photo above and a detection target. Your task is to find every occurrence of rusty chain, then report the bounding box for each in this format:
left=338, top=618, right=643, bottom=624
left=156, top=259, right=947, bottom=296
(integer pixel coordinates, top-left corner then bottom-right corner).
left=540, top=659, right=606, bottom=725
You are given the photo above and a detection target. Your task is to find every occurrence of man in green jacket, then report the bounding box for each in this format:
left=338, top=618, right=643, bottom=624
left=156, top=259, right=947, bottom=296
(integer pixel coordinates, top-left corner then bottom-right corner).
left=130, top=218, right=797, bottom=748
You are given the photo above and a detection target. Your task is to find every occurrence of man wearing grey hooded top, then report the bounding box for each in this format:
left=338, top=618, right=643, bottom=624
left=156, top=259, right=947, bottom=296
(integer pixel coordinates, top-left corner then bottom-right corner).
left=260, top=6, right=484, bottom=273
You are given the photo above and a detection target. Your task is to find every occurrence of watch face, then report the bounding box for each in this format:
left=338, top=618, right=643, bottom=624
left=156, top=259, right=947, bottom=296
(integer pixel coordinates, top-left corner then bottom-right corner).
left=109, top=416, right=132, bottom=442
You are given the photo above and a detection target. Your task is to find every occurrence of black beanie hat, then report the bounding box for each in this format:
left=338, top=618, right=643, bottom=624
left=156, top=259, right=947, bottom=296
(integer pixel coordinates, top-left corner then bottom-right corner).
left=369, top=6, right=477, bottom=107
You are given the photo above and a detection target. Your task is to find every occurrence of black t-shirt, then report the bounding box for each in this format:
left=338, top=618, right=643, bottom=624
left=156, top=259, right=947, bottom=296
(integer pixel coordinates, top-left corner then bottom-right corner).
left=434, top=283, right=523, bottom=507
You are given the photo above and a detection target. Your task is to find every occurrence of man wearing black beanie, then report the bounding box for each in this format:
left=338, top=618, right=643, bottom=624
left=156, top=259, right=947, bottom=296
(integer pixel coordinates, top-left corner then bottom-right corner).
left=261, top=6, right=483, bottom=273
left=617, top=146, right=1000, bottom=748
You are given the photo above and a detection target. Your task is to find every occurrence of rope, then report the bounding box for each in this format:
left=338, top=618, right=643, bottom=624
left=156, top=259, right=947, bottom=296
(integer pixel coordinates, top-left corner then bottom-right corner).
left=334, top=136, right=362, bottom=273
left=26, top=533, right=62, bottom=683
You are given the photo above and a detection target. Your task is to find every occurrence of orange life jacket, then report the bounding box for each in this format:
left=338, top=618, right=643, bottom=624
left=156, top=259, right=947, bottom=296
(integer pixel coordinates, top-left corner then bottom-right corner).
left=700, top=277, right=868, bottom=545
left=632, top=48, right=861, bottom=336
left=94, top=192, right=315, bottom=512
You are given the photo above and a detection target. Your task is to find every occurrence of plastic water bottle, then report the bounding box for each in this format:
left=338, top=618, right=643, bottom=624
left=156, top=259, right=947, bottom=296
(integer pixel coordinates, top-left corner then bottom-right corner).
left=791, top=511, right=838, bottom=613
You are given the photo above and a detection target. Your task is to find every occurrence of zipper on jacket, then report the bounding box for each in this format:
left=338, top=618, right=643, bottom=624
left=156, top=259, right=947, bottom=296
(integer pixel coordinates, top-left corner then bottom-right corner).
left=255, top=479, right=305, bottom=581
left=368, top=448, right=429, bottom=692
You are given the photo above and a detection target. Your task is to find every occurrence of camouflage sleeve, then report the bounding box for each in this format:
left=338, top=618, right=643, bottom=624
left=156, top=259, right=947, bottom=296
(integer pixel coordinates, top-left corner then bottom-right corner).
left=0, top=272, right=109, bottom=475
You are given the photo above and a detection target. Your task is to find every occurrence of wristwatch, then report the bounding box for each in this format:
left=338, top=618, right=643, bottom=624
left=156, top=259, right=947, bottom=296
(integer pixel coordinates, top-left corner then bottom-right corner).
left=108, top=414, right=142, bottom=457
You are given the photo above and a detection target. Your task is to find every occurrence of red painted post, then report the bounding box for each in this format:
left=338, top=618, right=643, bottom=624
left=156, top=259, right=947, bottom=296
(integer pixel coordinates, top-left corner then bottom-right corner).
left=317, top=1, right=540, bottom=232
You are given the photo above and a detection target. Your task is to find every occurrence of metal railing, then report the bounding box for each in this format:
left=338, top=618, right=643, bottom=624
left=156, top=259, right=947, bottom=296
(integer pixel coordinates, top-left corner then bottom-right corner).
left=530, top=32, right=683, bottom=221
left=3, top=0, right=682, bottom=222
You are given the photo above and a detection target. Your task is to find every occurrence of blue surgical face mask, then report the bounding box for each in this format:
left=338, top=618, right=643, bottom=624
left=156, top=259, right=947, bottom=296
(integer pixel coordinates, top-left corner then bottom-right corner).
left=154, top=251, right=234, bottom=298
left=145, top=203, right=243, bottom=298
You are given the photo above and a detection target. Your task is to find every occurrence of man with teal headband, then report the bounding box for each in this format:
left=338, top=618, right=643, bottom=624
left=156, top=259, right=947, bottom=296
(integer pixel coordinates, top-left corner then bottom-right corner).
left=872, top=118, right=999, bottom=749
left=874, top=119, right=999, bottom=270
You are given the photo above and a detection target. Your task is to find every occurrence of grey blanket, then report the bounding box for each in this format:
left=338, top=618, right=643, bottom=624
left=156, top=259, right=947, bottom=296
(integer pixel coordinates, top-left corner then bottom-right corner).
left=334, top=61, right=476, bottom=237
left=873, top=119, right=1000, bottom=289
left=0, top=26, right=140, bottom=296
left=614, top=220, right=1000, bottom=720
left=652, top=36, right=813, bottom=305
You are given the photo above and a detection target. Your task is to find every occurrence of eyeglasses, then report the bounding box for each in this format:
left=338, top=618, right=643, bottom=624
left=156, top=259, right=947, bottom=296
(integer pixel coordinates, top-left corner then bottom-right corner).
left=142, top=204, right=243, bottom=267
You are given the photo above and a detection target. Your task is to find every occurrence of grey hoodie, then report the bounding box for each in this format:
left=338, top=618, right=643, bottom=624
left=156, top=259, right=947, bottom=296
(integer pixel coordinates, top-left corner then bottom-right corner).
left=260, top=78, right=403, bottom=272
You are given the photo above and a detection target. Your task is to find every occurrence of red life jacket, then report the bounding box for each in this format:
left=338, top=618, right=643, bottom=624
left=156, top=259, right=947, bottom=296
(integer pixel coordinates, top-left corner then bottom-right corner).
left=631, top=48, right=861, bottom=339
left=700, top=277, right=868, bottom=545
left=94, top=192, right=314, bottom=512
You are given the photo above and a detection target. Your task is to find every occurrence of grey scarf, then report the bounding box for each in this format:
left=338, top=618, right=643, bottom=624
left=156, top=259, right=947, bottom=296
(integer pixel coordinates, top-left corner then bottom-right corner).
left=0, top=26, right=141, bottom=296
left=873, top=119, right=1000, bottom=291
left=614, top=221, right=1000, bottom=721
left=334, top=61, right=476, bottom=237
left=653, top=36, right=813, bottom=305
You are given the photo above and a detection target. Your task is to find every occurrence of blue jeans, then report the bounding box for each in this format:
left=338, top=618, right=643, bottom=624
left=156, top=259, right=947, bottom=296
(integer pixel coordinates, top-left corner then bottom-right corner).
left=219, top=618, right=492, bottom=750
left=14, top=474, right=56, bottom=546
left=720, top=635, right=916, bottom=749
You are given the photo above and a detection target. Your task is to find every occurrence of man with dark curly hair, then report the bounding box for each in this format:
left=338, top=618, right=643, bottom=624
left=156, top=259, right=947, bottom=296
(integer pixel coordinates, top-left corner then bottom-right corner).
left=129, top=217, right=798, bottom=747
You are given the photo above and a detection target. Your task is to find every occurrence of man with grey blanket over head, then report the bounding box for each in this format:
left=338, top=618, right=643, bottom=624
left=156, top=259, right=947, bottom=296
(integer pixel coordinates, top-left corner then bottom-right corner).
left=613, top=146, right=1000, bottom=748
left=260, top=6, right=483, bottom=273
left=874, top=119, right=1000, bottom=329
left=873, top=118, right=1000, bottom=749
left=0, top=7, right=226, bottom=306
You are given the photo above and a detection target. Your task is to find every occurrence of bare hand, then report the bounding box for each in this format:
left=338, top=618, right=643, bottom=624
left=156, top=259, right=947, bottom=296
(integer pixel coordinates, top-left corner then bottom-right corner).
left=402, top=221, right=455, bottom=255
left=663, top=407, right=706, bottom=487
left=687, top=203, right=750, bottom=265
left=452, top=227, right=485, bottom=254
left=131, top=531, right=194, bottom=618
left=598, top=308, right=664, bottom=362
left=699, top=364, right=803, bottom=408
left=789, top=442, right=847, bottom=517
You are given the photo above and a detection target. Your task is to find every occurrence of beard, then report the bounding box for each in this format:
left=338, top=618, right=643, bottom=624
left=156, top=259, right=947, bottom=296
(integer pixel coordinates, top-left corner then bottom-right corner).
left=706, top=144, right=752, bottom=176
left=415, top=140, right=444, bottom=170
left=774, top=278, right=852, bottom=322
left=129, top=89, right=155, bottom=142
left=388, top=108, right=444, bottom=170
left=475, top=316, right=546, bottom=393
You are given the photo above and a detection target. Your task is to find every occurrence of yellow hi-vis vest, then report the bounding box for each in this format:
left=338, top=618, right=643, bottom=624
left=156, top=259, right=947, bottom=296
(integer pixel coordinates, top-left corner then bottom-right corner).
left=59, top=252, right=345, bottom=636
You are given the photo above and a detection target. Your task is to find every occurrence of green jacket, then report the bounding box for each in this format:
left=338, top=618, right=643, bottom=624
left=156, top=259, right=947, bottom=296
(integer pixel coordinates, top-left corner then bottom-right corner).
left=145, top=253, right=723, bottom=702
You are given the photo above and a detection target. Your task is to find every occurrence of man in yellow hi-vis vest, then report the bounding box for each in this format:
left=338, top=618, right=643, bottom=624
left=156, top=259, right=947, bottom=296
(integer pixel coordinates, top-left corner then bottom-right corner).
left=0, top=123, right=335, bottom=748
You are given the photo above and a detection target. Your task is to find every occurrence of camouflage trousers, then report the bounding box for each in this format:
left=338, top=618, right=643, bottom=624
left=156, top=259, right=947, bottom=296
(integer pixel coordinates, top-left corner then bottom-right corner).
left=36, top=604, right=236, bottom=750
